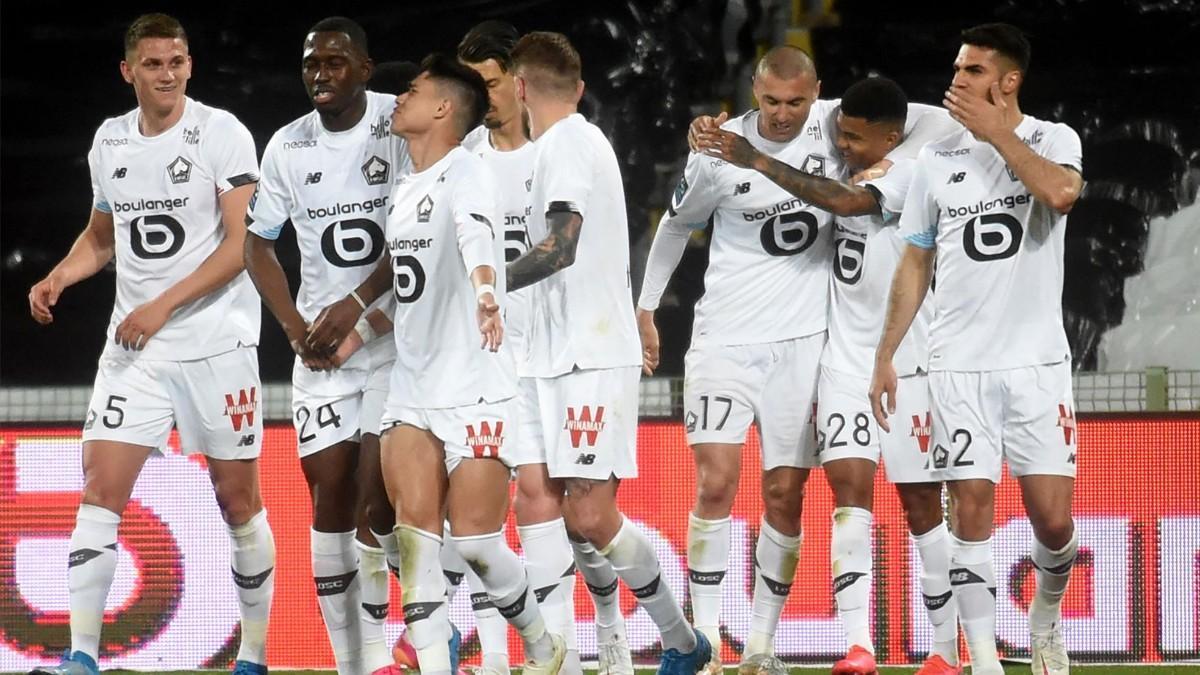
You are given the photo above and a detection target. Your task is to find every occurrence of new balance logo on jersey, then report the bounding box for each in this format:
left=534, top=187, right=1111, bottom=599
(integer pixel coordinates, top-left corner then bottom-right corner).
left=734, top=182, right=751, bottom=195
left=947, top=171, right=967, bottom=184
left=305, top=172, right=322, bottom=185
left=911, top=413, right=932, bottom=453
left=361, top=155, right=390, bottom=185
left=223, top=387, right=257, bottom=432
left=236, top=434, right=256, bottom=447
left=167, top=156, right=192, bottom=184
left=465, top=421, right=504, bottom=458
left=1057, top=404, right=1076, bottom=445
left=370, top=115, right=390, bottom=139
left=800, top=153, right=826, bottom=177
left=564, top=406, right=605, bottom=448
left=112, top=168, right=127, bottom=179
left=182, top=125, right=200, bottom=145
left=416, top=195, right=434, bottom=223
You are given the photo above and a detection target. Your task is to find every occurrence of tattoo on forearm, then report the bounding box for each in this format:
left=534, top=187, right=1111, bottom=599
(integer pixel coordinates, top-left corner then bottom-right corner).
left=507, top=210, right=583, bottom=291
left=760, top=157, right=878, bottom=216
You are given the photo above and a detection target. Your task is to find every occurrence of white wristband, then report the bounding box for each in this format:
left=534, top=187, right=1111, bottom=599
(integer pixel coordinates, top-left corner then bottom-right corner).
left=475, top=283, right=496, bottom=299
left=354, top=316, right=377, bottom=344
left=349, top=290, right=368, bottom=310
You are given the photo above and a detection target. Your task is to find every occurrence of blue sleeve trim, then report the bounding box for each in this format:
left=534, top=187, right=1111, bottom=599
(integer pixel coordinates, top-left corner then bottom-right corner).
left=903, top=226, right=936, bottom=249
left=94, top=200, right=112, bottom=214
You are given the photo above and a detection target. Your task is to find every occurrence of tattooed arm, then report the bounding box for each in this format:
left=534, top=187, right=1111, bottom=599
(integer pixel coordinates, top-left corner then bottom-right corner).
left=506, top=204, right=583, bottom=292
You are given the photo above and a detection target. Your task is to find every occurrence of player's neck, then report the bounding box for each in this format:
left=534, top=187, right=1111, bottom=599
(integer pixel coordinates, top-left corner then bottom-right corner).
left=319, top=93, right=369, bottom=133
left=406, top=131, right=457, bottom=173
left=527, top=101, right=576, bottom=141
left=489, top=120, right=527, bottom=152
left=137, top=97, right=187, bottom=137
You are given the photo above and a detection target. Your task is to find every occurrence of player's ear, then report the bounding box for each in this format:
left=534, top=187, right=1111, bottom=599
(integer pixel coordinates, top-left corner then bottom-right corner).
left=1002, top=69, right=1021, bottom=96
left=120, top=60, right=134, bottom=84
left=814, top=79, right=822, bottom=99
left=574, top=79, right=585, bottom=103
left=361, top=57, right=375, bottom=84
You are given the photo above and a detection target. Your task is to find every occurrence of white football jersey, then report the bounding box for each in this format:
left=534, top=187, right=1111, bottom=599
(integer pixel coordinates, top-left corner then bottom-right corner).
left=899, top=115, right=1081, bottom=371
left=462, top=125, right=536, bottom=368
left=385, top=146, right=515, bottom=408
left=88, top=97, right=260, bottom=361
left=823, top=158, right=931, bottom=378
left=645, top=102, right=844, bottom=347
left=247, top=91, right=408, bottom=376
left=522, top=114, right=641, bottom=378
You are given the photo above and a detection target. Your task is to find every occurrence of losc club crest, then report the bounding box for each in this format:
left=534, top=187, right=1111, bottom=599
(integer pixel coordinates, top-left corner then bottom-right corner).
left=361, top=155, right=390, bottom=186
left=166, top=156, right=192, bottom=184
left=417, top=195, right=434, bottom=223
left=800, top=153, right=826, bottom=177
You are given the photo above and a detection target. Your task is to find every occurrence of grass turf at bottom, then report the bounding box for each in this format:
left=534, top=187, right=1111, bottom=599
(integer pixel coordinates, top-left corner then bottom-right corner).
left=171, top=667, right=1198, bottom=675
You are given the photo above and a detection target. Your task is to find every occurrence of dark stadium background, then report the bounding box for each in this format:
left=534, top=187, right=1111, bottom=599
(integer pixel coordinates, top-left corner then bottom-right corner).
left=3, top=0, right=1197, bottom=384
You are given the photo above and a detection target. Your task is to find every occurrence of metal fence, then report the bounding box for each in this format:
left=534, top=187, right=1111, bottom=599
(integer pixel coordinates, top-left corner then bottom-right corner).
left=1, top=369, right=1196, bottom=424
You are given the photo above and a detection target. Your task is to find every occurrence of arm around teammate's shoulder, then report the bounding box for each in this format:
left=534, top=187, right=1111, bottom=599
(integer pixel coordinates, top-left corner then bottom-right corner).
left=29, top=208, right=116, bottom=325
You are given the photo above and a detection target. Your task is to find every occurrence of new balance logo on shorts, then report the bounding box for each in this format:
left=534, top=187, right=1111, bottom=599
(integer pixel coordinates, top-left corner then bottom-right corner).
left=223, top=387, right=258, bottom=432
left=236, top=434, right=256, bottom=447
left=910, top=412, right=932, bottom=453
left=1057, top=403, right=1076, bottom=445
left=465, top=420, right=504, bottom=458
left=564, top=406, right=605, bottom=448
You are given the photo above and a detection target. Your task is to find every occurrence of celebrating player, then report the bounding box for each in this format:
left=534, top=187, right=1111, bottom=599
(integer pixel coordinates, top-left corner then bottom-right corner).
left=870, top=23, right=1083, bottom=675
left=27, top=14, right=271, bottom=675
left=505, top=31, right=711, bottom=675
left=242, top=17, right=407, bottom=675
left=696, top=77, right=962, bottom=674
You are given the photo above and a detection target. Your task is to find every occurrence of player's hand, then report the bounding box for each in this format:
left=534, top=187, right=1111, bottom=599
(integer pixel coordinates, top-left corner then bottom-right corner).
left=850, top=158, right=893, bottom=184
left=307, top=295, right=363, bottom=355
left=696, top=128, right=760, bottom=169
left=869, top=358, right=898, bottom=432
left=288, top=324, right=334, bottom=371
left=331, top=329, right=364, bottom=368
left=114, top=299, right=172, bottom=351
left=477, top=292, right=503, bottom=352
left=687, top=111, right=729, bottom=153
left=29, top=273, right=66, bottom=325
left=636, top=308, right=660, bottom=376
left=943, top=83, right=1017, bottom=145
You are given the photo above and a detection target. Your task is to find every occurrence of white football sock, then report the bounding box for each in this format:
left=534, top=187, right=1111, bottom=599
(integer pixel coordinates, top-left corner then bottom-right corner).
left=687, top=513, right=729, bottom=650
left=68, top=504, right=121, bottom=660
left=912, top=522, right=958, bottom=665
left=831, top=507, right=873, bottom=652
left=357, top=539, right=393, bottom=673
left=518, top=518, right=578, bottom=654
left=396, top=525, right=452, bottom=675
left=1030, top=527, right=1078, bottom=635
left=312, top=529, right=363, bottom=674
left=601, top=517, right=695, bottom=654
left=440, top=523, right=468, bottom=602
left=572, top=538, right=624, bottom=630
left=466, top=566, right=511, bottom=672
left=950, top=534, right=1000, bottom=669
left=230, top=509, right=275, bottom=666
left=746, top=519, right=800, bottom=657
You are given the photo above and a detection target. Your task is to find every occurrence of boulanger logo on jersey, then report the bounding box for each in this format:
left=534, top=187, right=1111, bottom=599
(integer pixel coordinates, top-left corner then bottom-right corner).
left=166, top=156, right=192, bottom=184
left=361, top=155, right=390, bottom=186
left=741, top=197, right=822, bottom=257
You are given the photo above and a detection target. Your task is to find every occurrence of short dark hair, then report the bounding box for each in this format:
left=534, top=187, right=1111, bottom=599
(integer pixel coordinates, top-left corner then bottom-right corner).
left=840, top=77, right=908, bottom=129
left=420, top=52, right=488, bottom=138
left=458, top=20, right=520, bottom=72
left=961, top=22, right=1031, bottom=73
left=511, top=31, right=581, bottom=98
left=370, top=60, right=420, bottom=96
left=125, top=13, right=187, bottom=55
left=309, top=16, right=369, bottom=56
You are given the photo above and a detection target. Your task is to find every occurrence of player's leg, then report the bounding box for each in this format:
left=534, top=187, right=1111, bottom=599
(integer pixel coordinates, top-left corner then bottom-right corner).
left=682, top=343, right=756, bottom=666
left=294, top=383, right=367, bottom=675
left=441, top=517, right=509, bottom=673
left=512, top=377, right=576, bottom=674
left=818, top=366, right=881, bottom=667
left=929, top=370, right=1005, bottom=675
left=381, top=419, right=454, bottom=675
left=1005, top=362, right=1078, bottom=675
left=745, top=336, right=820, bottom=662
left=551, top=367, right=709, bottom=672
left=885, top=374, right=959, bottom=673
left=448, top=452, right=563, bottom=674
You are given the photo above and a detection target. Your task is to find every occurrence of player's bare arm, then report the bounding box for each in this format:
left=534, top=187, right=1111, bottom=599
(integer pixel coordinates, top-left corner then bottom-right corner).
left=635, top=308, right=660, bottom=376
left=470, top=265, right=503, bottom=352
left=306, top=254, right=392, bottom=352
left=244, top=231, right=333, bottom=370
left=869, top=243, right=934, bottom=432
left=29, top=208, right=116, bottom=325
left=944, top=83, right=1082, bottom=213
left=506, top=208, right=583, bottom=292
left=113, top=182, right=256, bottom=350
left=698, top=128, right=881, bottom=217
left=686, top=111, right=729, bottom=153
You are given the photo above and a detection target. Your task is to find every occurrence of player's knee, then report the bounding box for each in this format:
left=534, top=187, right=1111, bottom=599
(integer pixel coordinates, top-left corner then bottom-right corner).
left=1030, top=514, right=1074, bottom=550
left=364, top=497, right=395, bottom=534
left=761, top=470, right=807, bottom=517
left=81, top=483, right=131, bottom=516
left=897, top=484, right=944, bottom=534
left=694, top=470, right=738, bottom=514
left=563, top=500, right=619, bottom=545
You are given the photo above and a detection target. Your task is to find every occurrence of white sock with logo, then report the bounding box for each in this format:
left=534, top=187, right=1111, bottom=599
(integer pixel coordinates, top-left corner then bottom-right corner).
left=950, top=535, right=1000, bottom=669
left=68, top=504, right=121, bottom=661
left=466, top=566, right=511, bottom=673
left=396, top=525, right=452, bottom=675
left=687, top=513, right=729, bottom=651
left=571, top=538, right=624, bottom=630
left=229, top=509, right=275, bottom=666
left=747, top=519, right=801, bottom=657
left=912, top=522, right=958, bottom=665
left=312, top=529, right=363, bottom=674
left=1030, top=527, right=1078, bottom=635
left=600, top=517, right=695, bottom=654
left=357, top=539, right=393, bottom=673
left=518, top=518, right=578, bottom=665
left=831, top=507, right=874, bottom=652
